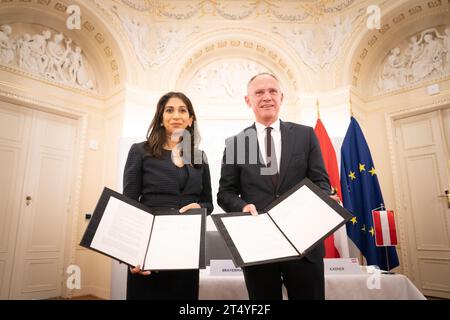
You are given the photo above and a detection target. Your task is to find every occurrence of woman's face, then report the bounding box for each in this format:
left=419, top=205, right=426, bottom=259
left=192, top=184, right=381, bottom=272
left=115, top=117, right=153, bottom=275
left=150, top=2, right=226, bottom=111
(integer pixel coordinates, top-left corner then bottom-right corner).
left=162, top=97, right=193, bottom=137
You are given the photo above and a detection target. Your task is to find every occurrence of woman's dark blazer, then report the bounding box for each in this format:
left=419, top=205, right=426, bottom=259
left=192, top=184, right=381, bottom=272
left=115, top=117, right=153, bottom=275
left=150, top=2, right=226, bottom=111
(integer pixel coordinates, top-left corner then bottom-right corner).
left=123, top=141, right=213, bottom=214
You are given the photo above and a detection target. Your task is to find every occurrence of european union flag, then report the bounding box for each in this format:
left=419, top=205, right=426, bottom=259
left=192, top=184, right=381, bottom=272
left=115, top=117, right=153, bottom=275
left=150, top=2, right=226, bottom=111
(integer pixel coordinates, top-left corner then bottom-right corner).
left=340, top=117, right=399, bottom=270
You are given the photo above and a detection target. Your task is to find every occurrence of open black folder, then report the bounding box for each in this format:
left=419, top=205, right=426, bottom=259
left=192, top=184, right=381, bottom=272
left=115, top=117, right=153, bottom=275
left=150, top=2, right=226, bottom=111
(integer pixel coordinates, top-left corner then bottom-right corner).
left=212, top=178, right=352, bottom=267
left=80, top=187, right=206, bottom=271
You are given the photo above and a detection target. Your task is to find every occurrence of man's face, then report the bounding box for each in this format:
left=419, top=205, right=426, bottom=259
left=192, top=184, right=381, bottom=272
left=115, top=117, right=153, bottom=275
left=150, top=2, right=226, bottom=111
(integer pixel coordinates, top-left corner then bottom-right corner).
left=245, top=75, right=283, bottom=125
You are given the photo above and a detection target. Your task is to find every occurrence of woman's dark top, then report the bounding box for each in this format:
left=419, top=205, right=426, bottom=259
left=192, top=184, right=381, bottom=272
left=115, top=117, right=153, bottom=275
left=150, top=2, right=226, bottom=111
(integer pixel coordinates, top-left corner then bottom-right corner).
left=123, top=141, right=213, bottom=214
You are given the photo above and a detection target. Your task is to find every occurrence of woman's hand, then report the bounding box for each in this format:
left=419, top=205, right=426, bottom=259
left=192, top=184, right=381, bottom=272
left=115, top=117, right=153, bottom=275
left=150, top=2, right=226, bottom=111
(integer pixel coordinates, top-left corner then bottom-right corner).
left=130, top=265, right=151, bottom=276
left=179, top=203, right=201, bottom=213
left=242, top=204, right=258, bottom=216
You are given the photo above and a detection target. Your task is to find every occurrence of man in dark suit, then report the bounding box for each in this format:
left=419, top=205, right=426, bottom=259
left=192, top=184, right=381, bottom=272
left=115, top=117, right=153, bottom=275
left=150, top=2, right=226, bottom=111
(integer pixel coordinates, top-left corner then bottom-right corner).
left=217, top=73, right=332, bottom=300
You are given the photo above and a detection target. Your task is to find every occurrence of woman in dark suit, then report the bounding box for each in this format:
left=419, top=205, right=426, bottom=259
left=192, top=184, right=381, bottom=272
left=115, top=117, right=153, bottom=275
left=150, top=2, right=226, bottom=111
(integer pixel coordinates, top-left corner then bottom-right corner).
left=123, top=91, right=213, bottom=300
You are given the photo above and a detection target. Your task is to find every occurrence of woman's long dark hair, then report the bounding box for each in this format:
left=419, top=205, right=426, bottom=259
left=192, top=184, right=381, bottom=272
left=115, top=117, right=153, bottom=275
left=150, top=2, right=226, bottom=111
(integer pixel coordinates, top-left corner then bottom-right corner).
left=145, top=92, right=202, bottom=166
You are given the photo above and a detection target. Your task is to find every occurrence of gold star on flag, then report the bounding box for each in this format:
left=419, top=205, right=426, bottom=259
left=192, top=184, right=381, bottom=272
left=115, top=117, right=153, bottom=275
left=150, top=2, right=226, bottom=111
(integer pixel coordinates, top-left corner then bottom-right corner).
left=369, top=167, right=376, bottom=176
left=359, top=163, right=366, bottom=172
left=350, top=216, right=357, bottom=224
left=348, top=171, right=356, bottom=180
left=369, top=226, right=375, bottom=237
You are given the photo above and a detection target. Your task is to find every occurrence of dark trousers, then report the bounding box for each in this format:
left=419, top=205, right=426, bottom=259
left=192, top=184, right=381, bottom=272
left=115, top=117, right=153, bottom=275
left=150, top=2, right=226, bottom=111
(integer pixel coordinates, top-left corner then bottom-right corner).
left=127, top=269, right=199, bottom=300
left=242, top=258, right=324, bottom=300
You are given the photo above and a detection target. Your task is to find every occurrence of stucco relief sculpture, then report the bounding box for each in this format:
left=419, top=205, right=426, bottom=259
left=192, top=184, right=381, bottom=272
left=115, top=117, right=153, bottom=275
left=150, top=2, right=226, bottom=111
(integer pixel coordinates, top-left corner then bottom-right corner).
left=378, top=47, right=407, bottom=91
left=0, top=24, right=95, bottom=90
left=188, top=60, right=265, bottom=99
left=273, top=15, right=355, bottom=73
left=0, top=25, right=14, bottom=65
left=322, top=16, right=353, bottom=69
left=377, top=27, right=449, bottom=93
left=112, top=5, right=199, bottom=68
left=444, top=28, right=450, bottom=64
left=112, top=5, right=153, bottom=67
left=120, top=0, right=356, bottom=22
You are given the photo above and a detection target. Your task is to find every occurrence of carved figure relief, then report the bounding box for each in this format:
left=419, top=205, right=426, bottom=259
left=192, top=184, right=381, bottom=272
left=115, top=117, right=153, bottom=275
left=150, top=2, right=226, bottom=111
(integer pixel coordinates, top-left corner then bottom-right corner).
left=187, top=59, right=266, bottom=99
left=376, top=27, right=449, bottom=92
left=112, top=5, right=199, bottom=68
left=0, top=24, right=95, bottom=91
left=273, top=15, right=358, bottom=73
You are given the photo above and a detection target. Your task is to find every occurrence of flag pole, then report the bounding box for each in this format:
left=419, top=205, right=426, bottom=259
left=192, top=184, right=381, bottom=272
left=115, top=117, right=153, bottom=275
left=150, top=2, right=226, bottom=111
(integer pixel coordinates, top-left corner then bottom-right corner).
left=372, top=204, right=395, bottom=274
left=385, top=247, right=390, bottom=271
left=380, top=203, right=390, bottom=273
left=349, top=96, right=353, bottom=117
left=316, top=97, right=320, bottom=119
left=380, top=203, right=395, bottom=274
left=383, top=246, right=395, bottom=274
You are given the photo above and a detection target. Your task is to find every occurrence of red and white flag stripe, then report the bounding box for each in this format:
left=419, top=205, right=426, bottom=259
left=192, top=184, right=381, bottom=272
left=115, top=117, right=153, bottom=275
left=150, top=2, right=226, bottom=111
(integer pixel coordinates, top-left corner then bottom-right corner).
left=372, top=210, right=398, bottom=246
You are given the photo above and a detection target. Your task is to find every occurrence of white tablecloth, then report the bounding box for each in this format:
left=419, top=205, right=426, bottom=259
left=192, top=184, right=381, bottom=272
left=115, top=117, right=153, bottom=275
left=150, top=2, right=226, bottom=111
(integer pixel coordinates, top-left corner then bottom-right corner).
left=324, top=273, right=425, bottom=300
left=199, top=268, right=426, bottom=300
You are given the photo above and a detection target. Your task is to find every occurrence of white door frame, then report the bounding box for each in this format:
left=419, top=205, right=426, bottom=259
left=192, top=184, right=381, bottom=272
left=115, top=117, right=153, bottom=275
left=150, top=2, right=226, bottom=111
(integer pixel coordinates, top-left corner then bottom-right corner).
left=385, top=97, right=450, bottom=282
left=0, top=90, right=88, bottom=298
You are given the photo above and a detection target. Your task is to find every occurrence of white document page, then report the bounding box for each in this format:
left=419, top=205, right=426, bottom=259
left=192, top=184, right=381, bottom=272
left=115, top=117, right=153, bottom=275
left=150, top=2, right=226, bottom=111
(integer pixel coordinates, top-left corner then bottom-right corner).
left=268, top=186, right=344, bottom=253
left=144, top=215, right=202, bottom=270
left=91, top=197, right=154, bottom=267
left=221, top=214, right=298, bottom=264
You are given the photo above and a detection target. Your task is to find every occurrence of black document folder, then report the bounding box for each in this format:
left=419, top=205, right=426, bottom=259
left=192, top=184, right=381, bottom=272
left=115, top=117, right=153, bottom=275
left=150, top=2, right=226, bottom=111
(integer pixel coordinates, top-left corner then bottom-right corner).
left=80, top=187, right=206, bottom=271
left=212, top=178, right=352, bottom=267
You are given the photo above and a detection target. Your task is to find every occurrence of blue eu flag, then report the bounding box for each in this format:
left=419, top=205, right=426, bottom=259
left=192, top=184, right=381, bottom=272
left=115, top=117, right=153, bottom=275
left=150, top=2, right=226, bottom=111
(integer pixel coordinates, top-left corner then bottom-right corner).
left=340, top=117, right=399, bottom=270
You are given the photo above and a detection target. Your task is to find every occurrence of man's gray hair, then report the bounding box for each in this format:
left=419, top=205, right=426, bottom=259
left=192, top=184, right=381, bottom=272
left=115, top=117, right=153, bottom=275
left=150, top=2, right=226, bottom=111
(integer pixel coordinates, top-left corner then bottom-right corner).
left=247, top=72, right=279, bottom=91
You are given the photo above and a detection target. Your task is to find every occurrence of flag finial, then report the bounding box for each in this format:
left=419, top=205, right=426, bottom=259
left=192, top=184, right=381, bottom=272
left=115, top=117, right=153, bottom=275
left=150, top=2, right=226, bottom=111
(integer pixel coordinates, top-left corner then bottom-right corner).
left=349, top=96, right=354, bottom=117
left=316, top=97, right=320, bottom=118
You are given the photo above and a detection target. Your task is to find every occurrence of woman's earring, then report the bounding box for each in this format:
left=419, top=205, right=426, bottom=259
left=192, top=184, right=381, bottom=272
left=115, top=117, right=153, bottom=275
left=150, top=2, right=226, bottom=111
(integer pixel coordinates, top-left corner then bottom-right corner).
left=160, top=123, right=163, bottom=127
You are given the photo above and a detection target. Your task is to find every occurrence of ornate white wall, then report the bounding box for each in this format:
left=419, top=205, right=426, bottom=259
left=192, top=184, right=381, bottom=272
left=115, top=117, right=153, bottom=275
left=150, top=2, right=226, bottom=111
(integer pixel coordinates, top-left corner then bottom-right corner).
left=1, top=0, right=449, bottom=299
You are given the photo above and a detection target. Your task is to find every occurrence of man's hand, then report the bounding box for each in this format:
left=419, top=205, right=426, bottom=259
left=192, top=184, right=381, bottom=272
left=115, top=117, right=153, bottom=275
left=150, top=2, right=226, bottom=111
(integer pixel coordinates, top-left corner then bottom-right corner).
left=130, top=265, right=151, bottom=276
left=179, top=203, right=201, bottom=213
left=330, top=194, right=342, bottom=205
left=242, top=204, right=258, bottom=216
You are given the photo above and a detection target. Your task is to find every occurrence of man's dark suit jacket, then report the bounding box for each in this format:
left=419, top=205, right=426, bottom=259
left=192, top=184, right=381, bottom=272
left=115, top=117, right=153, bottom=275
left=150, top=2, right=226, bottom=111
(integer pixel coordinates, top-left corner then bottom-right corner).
left=217, top=120, right=330, bottom=263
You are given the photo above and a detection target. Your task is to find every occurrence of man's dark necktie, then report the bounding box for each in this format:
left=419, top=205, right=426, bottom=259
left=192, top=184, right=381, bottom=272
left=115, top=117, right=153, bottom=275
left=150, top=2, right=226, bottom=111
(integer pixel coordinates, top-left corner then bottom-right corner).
left=266, top=127, right=279, bottom=189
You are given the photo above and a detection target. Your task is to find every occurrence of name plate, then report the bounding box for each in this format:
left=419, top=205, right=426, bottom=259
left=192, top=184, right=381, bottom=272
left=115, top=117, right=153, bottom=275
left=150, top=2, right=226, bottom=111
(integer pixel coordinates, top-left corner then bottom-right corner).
left=210, top=259, right=243, bottom=276
left=324, top=258, right=361, bottom=275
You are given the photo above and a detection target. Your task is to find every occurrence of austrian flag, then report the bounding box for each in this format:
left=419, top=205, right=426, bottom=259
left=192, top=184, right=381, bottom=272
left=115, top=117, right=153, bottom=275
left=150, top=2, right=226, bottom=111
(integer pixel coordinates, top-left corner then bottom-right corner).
left=372, top=210, right=398, bottom=246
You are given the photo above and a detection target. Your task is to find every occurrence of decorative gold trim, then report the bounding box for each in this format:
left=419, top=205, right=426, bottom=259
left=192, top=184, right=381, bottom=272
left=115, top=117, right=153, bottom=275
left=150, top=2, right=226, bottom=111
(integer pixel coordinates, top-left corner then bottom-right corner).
left=178, top=37, right=299, bottom=91
left=117, top=0, right=358, bottom=22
